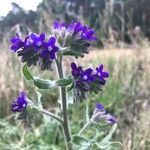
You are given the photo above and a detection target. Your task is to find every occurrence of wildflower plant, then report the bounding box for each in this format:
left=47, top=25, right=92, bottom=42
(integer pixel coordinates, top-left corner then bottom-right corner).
left=10, top=21, right=119, bottom=149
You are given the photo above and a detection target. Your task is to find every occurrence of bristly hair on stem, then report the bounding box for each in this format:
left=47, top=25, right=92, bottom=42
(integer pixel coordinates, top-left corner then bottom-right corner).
left=55, top=57, right=73, bottom=150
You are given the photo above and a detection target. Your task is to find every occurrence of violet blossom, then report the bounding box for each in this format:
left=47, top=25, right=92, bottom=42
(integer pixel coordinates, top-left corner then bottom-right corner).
left=71, top=62, right=109, bottom=102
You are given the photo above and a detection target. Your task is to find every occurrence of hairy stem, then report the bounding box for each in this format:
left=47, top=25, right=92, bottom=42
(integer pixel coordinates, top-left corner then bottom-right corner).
left=39, top=109, right=63, bottom=124
left=55, top=58, right=73, bottom=150
left=86, top=100, right=90, bottom=122
left=28, top=99, right=63, bottom=125
left=78, top=121, right=91, bottom=135
left=78, top=100, right=91, bottom=135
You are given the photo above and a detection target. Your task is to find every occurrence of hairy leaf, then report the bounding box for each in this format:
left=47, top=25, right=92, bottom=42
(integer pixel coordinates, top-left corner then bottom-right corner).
left=34, top=77, right=56, bottom=89
left=22, top=64, right=34, bottom=81
left=56, top=76, right=72, bottom=87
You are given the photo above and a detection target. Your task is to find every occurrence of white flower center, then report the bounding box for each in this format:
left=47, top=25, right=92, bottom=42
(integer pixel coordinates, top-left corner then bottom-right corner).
left=13, top=106, right=18, bottom=110
left=48, top=46, right=52, bottom=51
left=83, top=75, right=88, bottom=80
left=98, top=72, right=101, bottom=76
left=37, top=41, right=42, bottom=46
left=26, top=38, right=33, bottom=44
left=22, top=104, right=26, bottom=108
left=82, top=33, right=86, bottom=37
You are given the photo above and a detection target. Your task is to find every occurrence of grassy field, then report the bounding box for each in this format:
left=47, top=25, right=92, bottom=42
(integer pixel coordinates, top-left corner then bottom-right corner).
left=0, top=44, right=150, bottom=149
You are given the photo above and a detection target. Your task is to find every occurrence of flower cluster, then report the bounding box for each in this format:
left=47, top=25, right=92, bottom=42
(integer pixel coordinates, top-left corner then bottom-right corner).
left=11, top=91, right=28, bottom=121
left=53, top=21, right=96, bottom=41
left=91, top=103, right=116, bottom=125
left=10, top=21, right=96, bottom=71
left=71, top=62, right=109, bottom=102
left=10, top=33, right=59, bottom=70
left=52, top=21, right=96, bottom=57
left=11, top=91, right=27, bottom=112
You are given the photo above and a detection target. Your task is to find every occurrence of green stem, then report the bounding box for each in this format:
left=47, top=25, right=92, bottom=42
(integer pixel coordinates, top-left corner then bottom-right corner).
left=78, top=121, right=91, bottom=135
left=28, top=99, right=63, bottom=125
left=55, top=58, right=73, bottom=150
left=39, top=108, right=63, bottom=124
left=86, top=100, right=90, bottom=122
left=78, top=100, right=90, bottom=135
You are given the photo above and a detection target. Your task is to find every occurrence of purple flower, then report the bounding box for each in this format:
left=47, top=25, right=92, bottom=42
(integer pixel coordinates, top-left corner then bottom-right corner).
left=95, top=64, right=109, bottom=85
left=71, top=62, right=83, bottom=78
left=92, top=103, right=117, bottom=125
left=11, top=91, right=27, bottom=112
left=52, top=21, right=67, bottom=38
left=40, top=36, right=59, bottom=60
left=10, top=33, right=25, bottom=52
left=96, top=102, right=105, bottom=111
left=80, top=68, right=94, bottom=82
left=10, top=33, right=59, bottom=70
left=53, top=20, right=66, bottom=29
left=52, top=21, right=96, bottom=58
left=71, top=63, right=93, bottom=92
left=96, top=65, right=109, bottom=78
left=68, top=21, right=83, bottom=34
left=81, top=26, right=97, bottom=41
left=71, top=62, right=109, bottom=89
left=53, top=21, right=60, bottom=29
left=71, top=62, right=93, bottom=82
left=104, top=114, right=117, bottom=125
left=53, top=20, right=96, bottom=41
left=74, top=22, right=83, bottom=33
left=29, top=33, right=46, bottom=50
left=71, top=63, right=109, bottom=102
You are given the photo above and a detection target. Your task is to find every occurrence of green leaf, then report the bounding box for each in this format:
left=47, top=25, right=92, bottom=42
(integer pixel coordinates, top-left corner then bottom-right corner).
left=56, top=76, right=73, bottom=87
left=63, top=50, right=84, bottom=58
left=34, top=77, right=56, bottom=89
left=73, top=135, right=91, bottom=147
left=22, top=64, right=57, bottom=89
left=22, top=64, right=34, bottom=81
left=67, top=83, right=74, bottom=92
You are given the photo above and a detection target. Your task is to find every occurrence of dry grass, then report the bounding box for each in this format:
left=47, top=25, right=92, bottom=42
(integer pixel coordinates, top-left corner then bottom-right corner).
left=0, top=44, right=24, bottom=117
left=81, top=47, right=150, bottom=63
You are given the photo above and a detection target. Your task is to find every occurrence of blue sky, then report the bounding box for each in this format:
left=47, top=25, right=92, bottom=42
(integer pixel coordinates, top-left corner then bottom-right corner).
left=0, top=0, right=43, bottom=17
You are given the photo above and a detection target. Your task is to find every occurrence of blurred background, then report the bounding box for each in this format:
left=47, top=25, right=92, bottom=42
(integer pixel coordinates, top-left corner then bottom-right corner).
left=0, top=0, right=150, bottom=149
